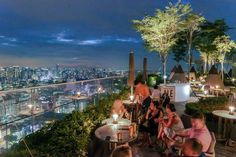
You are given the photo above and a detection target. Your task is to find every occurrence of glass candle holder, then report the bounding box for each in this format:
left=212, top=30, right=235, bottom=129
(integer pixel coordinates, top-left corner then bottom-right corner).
left=229, top=106, right=235, bottom=115
left=112, top=113, right=118, bottom=124
left=130, top=95, right=134, bottom=102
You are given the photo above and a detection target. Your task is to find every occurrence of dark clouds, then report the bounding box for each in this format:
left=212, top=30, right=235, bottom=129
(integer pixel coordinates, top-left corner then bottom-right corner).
left=0, top=0, right=235, bottom=70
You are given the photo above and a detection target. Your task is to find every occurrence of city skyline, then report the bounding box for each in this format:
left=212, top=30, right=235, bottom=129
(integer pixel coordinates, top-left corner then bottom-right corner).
left=0, top=0, right=236, bottom=70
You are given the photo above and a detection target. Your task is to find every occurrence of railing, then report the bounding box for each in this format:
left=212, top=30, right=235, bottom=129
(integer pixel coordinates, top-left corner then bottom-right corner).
left=0, top=76, right=127, bottom=153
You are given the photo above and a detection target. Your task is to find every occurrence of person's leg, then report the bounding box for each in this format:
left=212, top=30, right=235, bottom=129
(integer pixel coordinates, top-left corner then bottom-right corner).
left=147, top=133, right=153, bottom=146
left=157, top=127, right=163, bottom=139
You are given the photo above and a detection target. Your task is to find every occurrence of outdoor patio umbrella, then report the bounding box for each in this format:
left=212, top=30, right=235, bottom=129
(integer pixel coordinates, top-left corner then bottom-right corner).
left=127, top=51, right=135, bottom=95
left=143, top=57, right=147, bottom=83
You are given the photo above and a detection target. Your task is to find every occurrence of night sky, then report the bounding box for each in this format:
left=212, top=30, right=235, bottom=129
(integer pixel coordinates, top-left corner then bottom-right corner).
left=0, top=0, right=235, bottom=70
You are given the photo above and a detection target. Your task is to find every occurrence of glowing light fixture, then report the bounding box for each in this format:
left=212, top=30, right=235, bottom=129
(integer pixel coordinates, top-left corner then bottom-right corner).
left=112, top=113, right=118, bottom=124
left=229, top=106, right=235, bottom=115
left=130, top=95, right=134, bottom=102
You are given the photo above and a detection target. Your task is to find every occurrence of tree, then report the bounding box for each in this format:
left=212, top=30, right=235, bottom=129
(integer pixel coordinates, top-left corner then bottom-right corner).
left=213, top=35, right=236, bottom=81
left=133, top=2, right=191, bottom=84
left=195, top=19, right=230, bottom=73
left=183, top=13, right=205, bottom=79
left=171, top=31, right=187, bottom=64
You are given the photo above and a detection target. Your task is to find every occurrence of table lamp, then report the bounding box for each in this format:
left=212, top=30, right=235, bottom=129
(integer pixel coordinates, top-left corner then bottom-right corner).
left=216, top=85, right=219, bottom=89
left=112, top=113, right=118, bottom=124
left=77, top=91, right=81, bottom=97
left=203, top=90, right=208, bottom=96
left=229, top=106, right=235, bottom=115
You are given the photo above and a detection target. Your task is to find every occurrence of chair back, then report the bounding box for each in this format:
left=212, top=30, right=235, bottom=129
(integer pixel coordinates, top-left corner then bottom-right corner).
left=206, top=132, right=216, bottom=157
left=180, top=114, right=191, bottom=129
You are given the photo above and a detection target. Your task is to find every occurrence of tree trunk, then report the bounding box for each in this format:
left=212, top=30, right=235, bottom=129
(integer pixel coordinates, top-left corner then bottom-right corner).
left=204, top=60, right=207, bottom=73
left=187, top=32, right=193, bottom=82
left=163, top=56, right=167, bottom=85
left=163, top=59, right=167, bottom=84
left=221, top=61, right=224, bottom=81
left=206, top=54, right=209, bottom=73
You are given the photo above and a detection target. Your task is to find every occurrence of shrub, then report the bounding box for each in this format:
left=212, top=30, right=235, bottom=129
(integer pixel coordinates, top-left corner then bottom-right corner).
left=4, top=88, right=130, bottom=157
left=185, top=96, right=229, bottom=120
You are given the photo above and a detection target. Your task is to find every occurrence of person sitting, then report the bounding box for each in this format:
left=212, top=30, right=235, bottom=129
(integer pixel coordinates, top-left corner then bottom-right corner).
left=111, top=99, right=129, bottom=119
left=182, top=138, right=206, bottom=157
left=111, top=145, right=132, bottom=157
left=171, top=112, right=211, bottom=153
left=134, top=80, right=151, bottom=114
left=139, top=101, right=163, bottom=147
left=160, top=93, right=170, bottom=109
left=157, top=103, right=184, bottom=144
left=151, top=85, right=161, bottom=101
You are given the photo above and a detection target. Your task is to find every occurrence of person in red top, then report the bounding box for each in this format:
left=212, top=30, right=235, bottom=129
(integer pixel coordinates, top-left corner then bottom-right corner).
left=134, top=80, right=151, bottom=114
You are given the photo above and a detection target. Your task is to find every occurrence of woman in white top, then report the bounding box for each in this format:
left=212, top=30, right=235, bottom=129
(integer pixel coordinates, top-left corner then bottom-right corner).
left=158, top=103, right=184, bottom=141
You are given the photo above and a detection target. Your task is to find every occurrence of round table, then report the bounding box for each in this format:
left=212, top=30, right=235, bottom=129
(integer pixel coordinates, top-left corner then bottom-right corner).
left=122, top=100, right=137, bottom=105
left=95, top=124, right=137, bottom=144
left=212, top=110, right=236, bottom=144
left=102, top=118, right=131, bottom=125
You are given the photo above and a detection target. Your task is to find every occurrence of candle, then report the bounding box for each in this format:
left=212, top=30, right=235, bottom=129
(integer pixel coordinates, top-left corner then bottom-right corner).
left=216, top=85, right=219, bottom=89
left=112, top=113, right=118, bottom=124
left=130, top=95, right=134, bottom=102
left=229, top=106, right=235, bottom=115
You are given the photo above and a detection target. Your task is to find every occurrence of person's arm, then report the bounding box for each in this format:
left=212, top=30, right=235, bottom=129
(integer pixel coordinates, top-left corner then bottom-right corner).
left=174, top=129, right=190, bottom=138
left=162, top=115, right=174, bottom=127
left=145, top=108, right=151, bottom=120
left=155, top=110, right=163, bottom=123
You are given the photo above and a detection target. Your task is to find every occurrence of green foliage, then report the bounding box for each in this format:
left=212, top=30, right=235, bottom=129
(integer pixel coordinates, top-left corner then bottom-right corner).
left=0, top=150, right=38, bottom=157
left=195, top=19, right=229, bottom=57
left=4, top=89, right=129, bottom=157
left=185, top=96, right=228, bottom=120
left=171, top=31, right=187, bottom=63
left=195, top=19, right=230, bottom=72
left=213, top=35, right=236, bottom=63
left=147, top=74, right=163, bottom=86
left=133, top=2, right=191, bottom=84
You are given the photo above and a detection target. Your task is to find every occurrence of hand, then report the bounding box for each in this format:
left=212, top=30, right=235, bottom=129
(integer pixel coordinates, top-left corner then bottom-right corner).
left=159, top=118, right=163, bottom=122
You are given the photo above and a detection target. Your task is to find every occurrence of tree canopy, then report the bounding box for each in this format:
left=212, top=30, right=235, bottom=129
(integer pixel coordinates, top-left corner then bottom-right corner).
left=133, top=2, right=191, bottom=84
